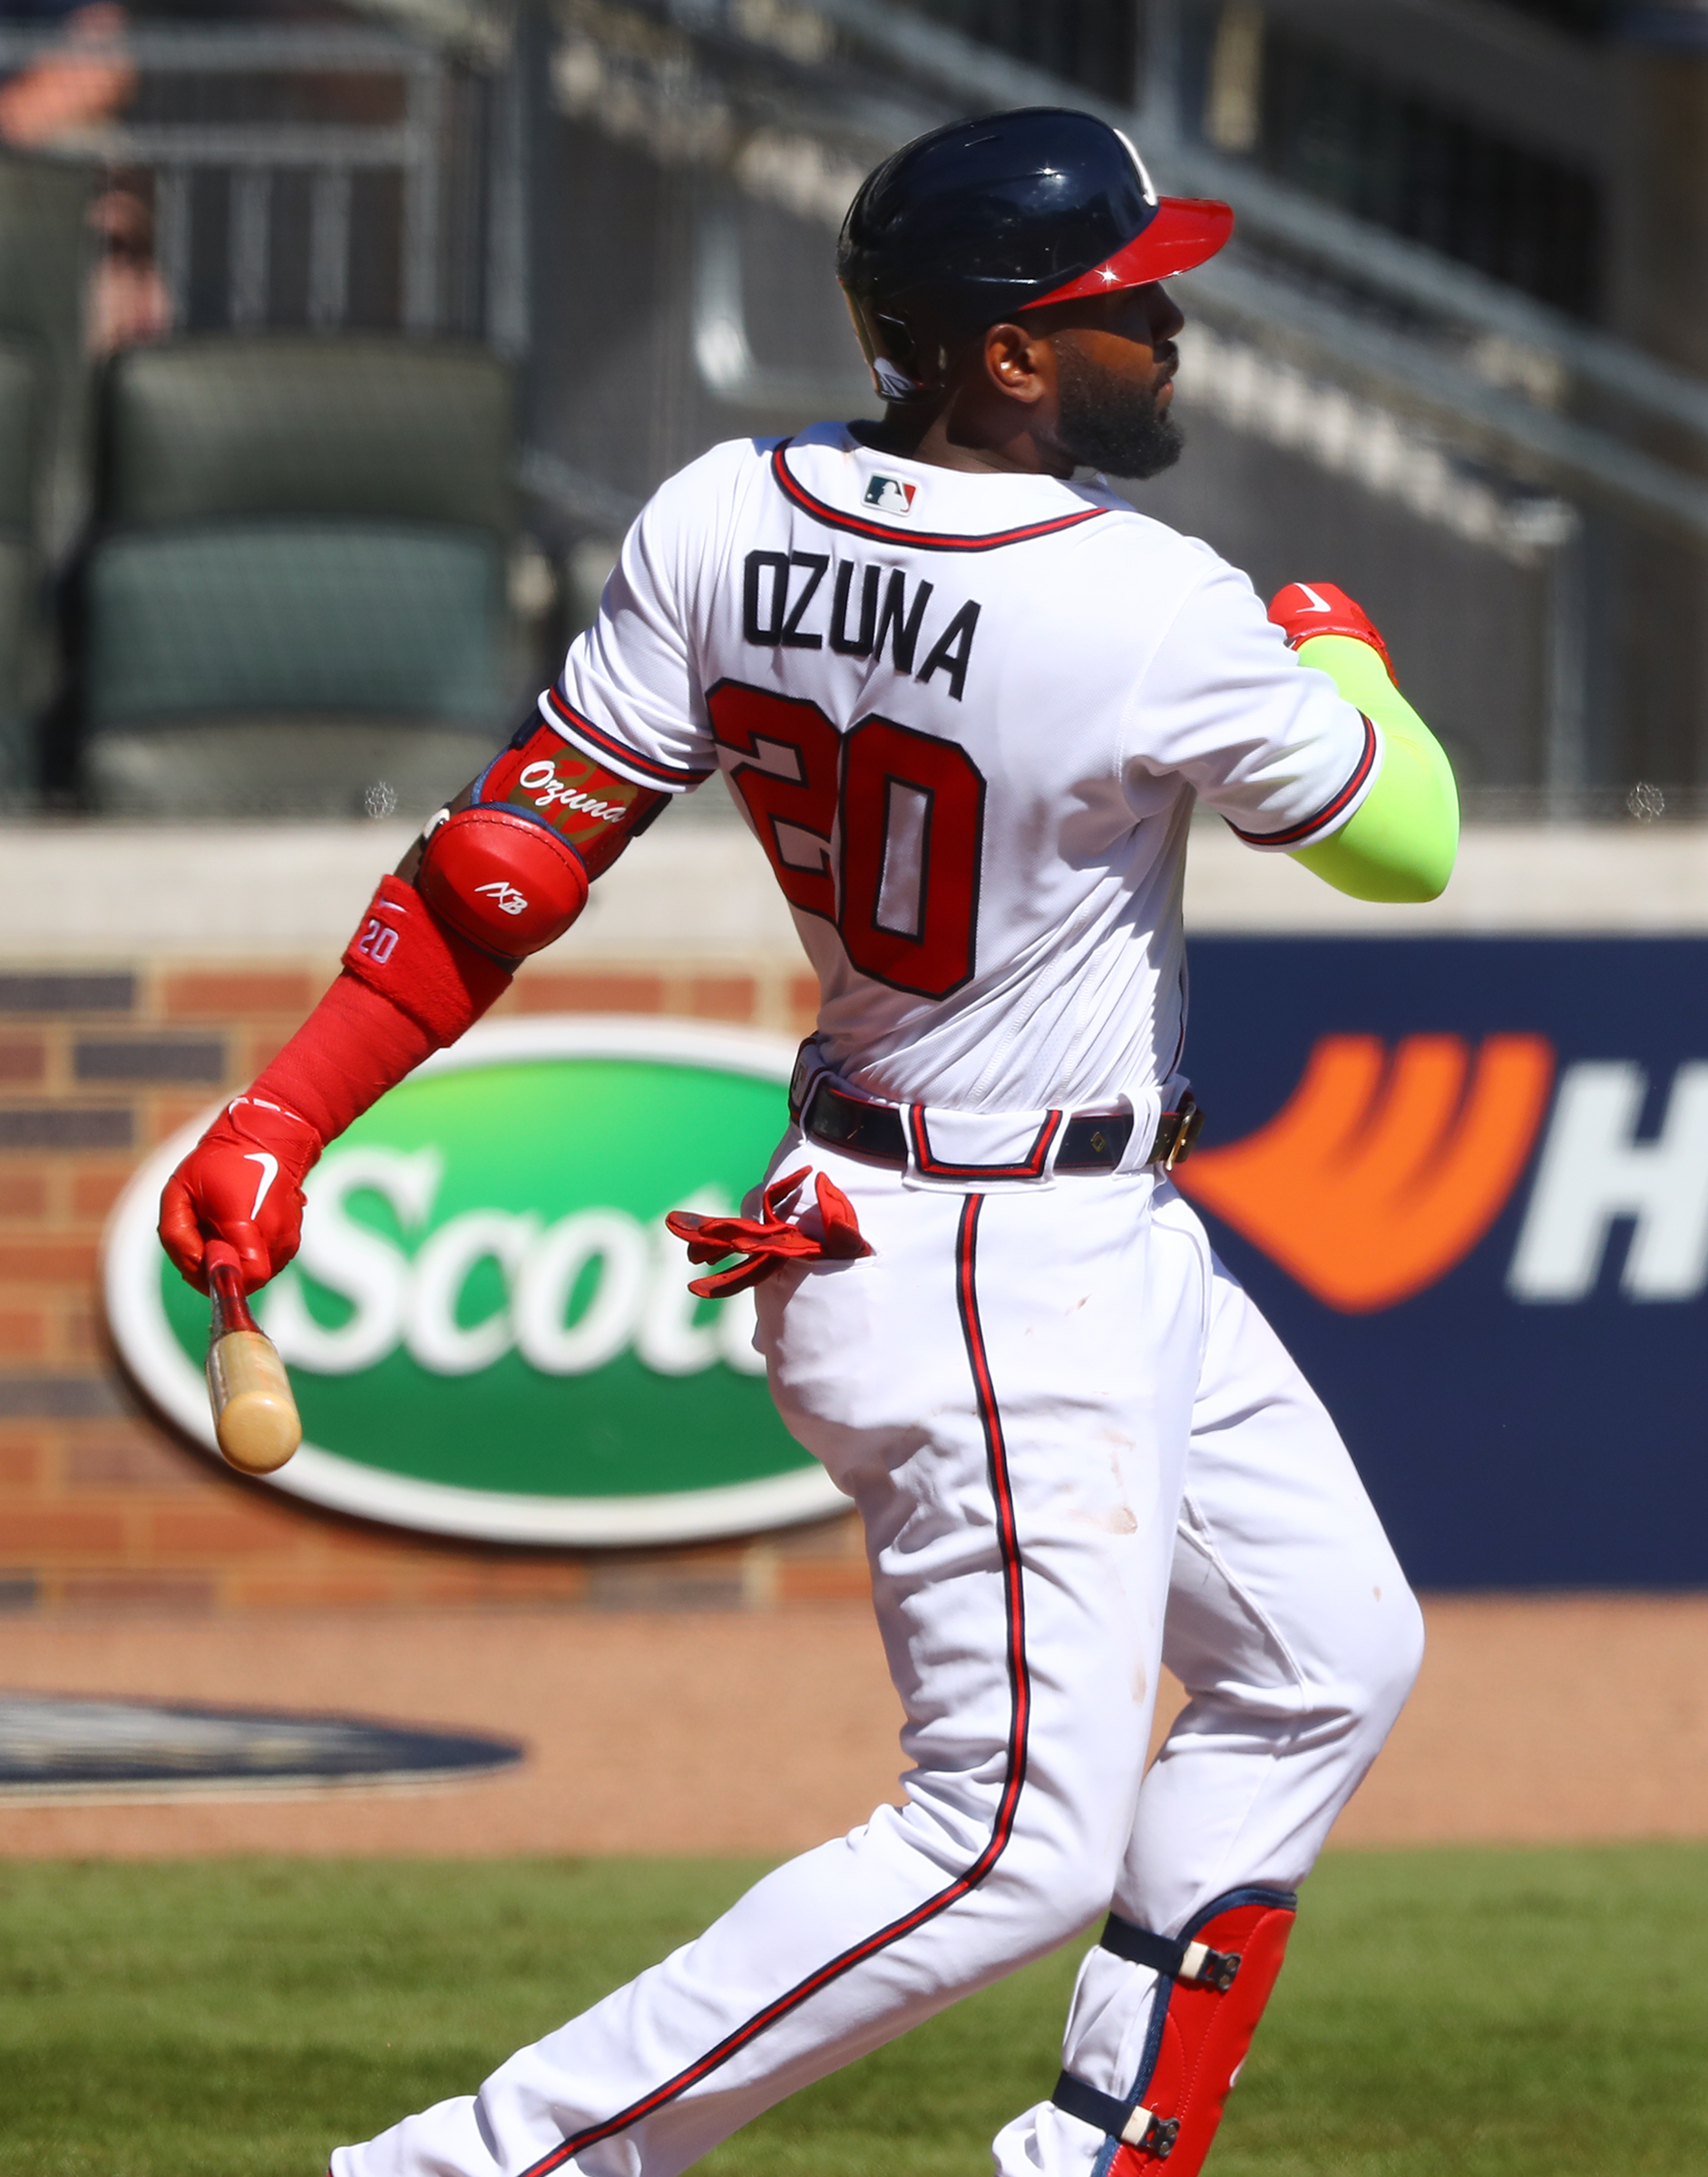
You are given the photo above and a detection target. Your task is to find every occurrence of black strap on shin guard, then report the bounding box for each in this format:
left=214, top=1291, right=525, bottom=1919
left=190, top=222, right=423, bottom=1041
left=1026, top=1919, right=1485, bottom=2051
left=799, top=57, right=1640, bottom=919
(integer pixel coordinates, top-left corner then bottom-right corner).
left=1051, top=2072, right=1180, bottom=2160
left=1097, top=1911, right=1242, bottom=1992
left=1050, top=1890, right=1299, bottom=2165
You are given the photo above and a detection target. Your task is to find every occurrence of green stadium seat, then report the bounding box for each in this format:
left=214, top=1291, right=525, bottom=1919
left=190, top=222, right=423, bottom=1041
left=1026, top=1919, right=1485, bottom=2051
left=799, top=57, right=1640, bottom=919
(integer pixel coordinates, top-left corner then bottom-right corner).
left=102, top=337, right=514, bottom=531
left=0, top=532, right=42, bottom=805
left=89, top=527, right=503, bottom=723
left=0, top=338, right=40, bottom=536
left=0, top=336, right=49, bottom=805
left=83, top=335, right=519, bottom=817
left=0, top=150, right=94, bottom=547
left=0, top=150, right=95, bottom=805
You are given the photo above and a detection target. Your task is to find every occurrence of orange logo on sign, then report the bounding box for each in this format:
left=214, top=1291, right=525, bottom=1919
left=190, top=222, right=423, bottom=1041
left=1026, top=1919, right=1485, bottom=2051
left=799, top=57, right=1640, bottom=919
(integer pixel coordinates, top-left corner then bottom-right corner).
left=1175, top=1034, right=1556, bottom=1313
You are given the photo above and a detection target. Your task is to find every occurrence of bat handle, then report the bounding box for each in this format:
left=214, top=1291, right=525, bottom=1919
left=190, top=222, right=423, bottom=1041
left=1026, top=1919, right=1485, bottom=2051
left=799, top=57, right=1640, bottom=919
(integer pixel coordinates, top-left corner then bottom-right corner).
left=203, top=1238, right=258, bottom=1334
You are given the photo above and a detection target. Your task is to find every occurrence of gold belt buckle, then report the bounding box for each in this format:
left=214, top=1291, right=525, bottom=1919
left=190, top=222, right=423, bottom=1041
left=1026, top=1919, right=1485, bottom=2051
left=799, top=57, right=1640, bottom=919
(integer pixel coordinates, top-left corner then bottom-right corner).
left=1161, top=1092, right=1204, bottom=1172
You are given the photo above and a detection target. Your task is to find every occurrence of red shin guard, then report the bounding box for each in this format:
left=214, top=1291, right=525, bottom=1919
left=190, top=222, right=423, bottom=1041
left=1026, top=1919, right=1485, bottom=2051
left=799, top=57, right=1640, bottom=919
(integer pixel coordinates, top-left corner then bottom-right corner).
left=1054, top=1888, right=1296, bottom=2175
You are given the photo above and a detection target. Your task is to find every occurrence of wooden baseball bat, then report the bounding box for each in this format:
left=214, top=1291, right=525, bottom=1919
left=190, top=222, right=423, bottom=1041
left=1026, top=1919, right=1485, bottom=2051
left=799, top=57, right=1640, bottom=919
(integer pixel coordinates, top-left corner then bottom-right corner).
left=204, top=1241, right=301, bottom=1474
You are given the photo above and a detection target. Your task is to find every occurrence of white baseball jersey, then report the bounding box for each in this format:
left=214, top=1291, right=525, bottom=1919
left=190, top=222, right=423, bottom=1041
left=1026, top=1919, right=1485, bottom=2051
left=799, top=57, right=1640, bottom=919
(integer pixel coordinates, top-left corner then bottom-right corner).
left=337, top=425, right=1423, bottom=2177
left=543, top=421, right=1378, bottom=1114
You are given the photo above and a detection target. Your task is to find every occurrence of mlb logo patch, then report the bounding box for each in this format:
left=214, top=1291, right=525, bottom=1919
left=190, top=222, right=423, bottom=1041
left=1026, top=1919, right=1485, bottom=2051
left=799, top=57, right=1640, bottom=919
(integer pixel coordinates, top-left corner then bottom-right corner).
left=864, top=474, right=917, bottom=516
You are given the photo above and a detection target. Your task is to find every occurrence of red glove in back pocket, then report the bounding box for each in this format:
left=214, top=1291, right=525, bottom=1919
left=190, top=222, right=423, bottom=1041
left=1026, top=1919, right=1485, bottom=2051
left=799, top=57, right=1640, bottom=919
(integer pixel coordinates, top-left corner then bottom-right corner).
left=667, top=1167, right=872, bottom=1299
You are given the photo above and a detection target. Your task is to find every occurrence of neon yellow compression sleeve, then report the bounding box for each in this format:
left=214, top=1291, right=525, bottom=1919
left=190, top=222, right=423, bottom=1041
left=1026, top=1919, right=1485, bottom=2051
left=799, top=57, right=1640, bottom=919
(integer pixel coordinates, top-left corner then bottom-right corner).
left=1288, top=633, right=1459, bottom=903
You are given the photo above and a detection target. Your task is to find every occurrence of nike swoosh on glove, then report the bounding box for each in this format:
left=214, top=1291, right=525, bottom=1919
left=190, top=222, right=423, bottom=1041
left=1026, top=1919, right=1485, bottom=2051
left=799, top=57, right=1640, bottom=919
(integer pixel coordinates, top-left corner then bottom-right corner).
left=158, top=1094, right=324, bottom=1296
left=1267, top=580, right=1396, bottom=683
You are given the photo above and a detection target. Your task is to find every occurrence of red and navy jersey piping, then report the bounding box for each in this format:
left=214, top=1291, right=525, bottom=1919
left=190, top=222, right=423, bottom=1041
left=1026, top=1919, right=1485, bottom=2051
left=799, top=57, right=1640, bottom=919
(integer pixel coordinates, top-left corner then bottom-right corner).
left=908, top=1105, right=1064, bottom=1181
left=542, top=684, right=714, bottom=789
left=1225, top=713, right=1379, bottom=850
left=771, top=442, right=1108, bottom=553
left=519, top=1195, right=1030, bottom=2177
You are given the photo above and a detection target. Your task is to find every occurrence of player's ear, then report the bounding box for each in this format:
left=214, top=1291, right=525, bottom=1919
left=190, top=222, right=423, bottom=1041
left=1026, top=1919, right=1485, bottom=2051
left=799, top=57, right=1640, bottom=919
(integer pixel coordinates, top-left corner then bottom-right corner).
left=981, top=319, right=1050, bottom=405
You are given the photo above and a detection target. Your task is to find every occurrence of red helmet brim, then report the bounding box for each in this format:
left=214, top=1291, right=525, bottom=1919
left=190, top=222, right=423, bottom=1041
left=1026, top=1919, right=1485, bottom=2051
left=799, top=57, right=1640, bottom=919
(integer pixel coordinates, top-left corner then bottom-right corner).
left=1020, top=197, right=1234, bottom=310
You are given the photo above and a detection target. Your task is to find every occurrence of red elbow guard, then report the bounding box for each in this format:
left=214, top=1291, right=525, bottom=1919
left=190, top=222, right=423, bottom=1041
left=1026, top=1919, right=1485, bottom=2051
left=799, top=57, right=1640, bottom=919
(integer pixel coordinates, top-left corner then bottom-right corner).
left=416, top=805, right=590, bottom=959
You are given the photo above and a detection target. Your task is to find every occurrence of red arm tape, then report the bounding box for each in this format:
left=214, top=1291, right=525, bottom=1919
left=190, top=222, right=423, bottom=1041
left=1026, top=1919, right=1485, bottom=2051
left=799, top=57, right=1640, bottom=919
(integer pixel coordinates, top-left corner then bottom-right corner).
left=161, top=724, right=674, bottom=1284
left=341, top=873, right=515, bottom=1041
left=246, top=875, right=512, bottom=1144
left=228, top=721, right=662, bottom=1153
left=250, top=974, right=436, bottom=1145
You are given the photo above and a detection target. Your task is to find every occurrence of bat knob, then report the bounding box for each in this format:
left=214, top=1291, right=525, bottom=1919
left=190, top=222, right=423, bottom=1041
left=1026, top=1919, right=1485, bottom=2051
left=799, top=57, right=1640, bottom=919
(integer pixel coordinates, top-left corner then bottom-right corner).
left=208, top=1330, right=301, bottom=1473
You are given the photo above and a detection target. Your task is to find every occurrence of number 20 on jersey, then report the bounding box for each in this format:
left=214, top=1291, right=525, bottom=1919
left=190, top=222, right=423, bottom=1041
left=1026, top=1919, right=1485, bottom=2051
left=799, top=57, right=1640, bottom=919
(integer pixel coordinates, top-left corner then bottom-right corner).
left=708, top=679, right=986, bottom=1001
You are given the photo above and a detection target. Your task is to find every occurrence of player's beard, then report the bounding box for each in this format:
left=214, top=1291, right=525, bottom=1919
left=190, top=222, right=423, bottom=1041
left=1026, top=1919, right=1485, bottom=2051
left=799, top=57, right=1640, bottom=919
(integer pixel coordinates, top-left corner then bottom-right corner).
left=1052, top=343, right=1183, bottom=480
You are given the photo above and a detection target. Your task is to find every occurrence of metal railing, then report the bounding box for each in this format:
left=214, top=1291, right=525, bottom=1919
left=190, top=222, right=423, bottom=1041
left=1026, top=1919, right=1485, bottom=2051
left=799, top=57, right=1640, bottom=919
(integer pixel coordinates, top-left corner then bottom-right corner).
left=659, top=0, right=1708, bottom=812
left=795, top=0, right=1708, bottom=542
left=0, top=21, right=517, bottom=344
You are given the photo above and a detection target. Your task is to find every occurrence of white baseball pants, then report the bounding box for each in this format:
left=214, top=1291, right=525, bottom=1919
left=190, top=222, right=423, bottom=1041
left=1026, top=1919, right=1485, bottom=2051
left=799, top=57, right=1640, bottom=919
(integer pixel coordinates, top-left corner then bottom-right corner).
left=335, top=1152, right=1423, bottom=2177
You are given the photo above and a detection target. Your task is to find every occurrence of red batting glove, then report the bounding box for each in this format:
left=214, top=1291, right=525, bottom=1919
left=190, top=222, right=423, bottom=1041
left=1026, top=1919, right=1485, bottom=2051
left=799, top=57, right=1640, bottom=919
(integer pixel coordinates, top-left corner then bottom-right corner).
left=156, top=874, right=514, bottom=1299
left=666, top=1167, right=872, bottom=1299
left=158, top=1093, right=324, bottom=1296
left=1267, top=581, right=1396, bottom=683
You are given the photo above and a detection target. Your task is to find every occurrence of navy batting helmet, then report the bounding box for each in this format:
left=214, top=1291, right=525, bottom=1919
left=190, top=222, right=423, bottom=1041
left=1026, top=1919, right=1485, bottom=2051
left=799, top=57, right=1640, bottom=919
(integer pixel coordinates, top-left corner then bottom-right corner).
left=837, top=108, right=1233, bottom=403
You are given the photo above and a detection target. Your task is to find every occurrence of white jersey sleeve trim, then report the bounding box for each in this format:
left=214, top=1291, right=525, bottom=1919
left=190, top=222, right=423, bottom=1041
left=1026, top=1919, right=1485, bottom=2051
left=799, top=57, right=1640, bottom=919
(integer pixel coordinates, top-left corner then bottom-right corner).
left=544, top=437, right=763, bottom=795
left=1120, top=555, right=1382, bottom=850
left=1221, top=713, right=1381, bottom=851
left=537, top=683, right=714, bottom=795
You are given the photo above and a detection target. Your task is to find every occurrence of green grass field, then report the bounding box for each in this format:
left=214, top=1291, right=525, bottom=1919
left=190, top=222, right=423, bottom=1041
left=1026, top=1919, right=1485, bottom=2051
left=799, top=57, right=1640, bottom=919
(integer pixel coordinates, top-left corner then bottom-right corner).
left=3, top=1843, right=1706, bottom=2176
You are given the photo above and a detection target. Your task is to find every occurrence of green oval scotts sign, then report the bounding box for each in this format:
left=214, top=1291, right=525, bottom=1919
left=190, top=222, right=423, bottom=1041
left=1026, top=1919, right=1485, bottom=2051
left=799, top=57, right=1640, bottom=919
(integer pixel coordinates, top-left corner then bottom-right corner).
left=104, top=1020, right=845, bottom=1544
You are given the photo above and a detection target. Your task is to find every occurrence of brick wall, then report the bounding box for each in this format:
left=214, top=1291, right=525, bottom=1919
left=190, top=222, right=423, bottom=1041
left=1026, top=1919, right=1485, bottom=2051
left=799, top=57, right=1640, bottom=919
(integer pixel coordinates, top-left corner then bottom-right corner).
left=0, top=958, right=867, bottom=1611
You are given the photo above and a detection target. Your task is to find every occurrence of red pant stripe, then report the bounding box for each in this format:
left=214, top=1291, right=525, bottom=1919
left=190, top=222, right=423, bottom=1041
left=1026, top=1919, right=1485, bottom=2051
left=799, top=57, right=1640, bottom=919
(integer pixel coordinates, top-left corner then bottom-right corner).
left=522, top=1194, right=1030, bottom=2176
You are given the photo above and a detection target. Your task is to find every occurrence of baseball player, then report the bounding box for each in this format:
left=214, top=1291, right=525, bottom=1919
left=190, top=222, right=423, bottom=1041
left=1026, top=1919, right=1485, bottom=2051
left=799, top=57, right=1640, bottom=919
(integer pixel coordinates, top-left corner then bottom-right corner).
left=160, top=108, right=1458, bottom=2177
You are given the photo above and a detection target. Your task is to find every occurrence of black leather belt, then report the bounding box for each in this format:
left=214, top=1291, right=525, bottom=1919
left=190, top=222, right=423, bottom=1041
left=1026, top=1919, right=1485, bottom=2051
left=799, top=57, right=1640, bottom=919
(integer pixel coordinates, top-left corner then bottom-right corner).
left=799, top=1078, right=1203, bottom=1175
